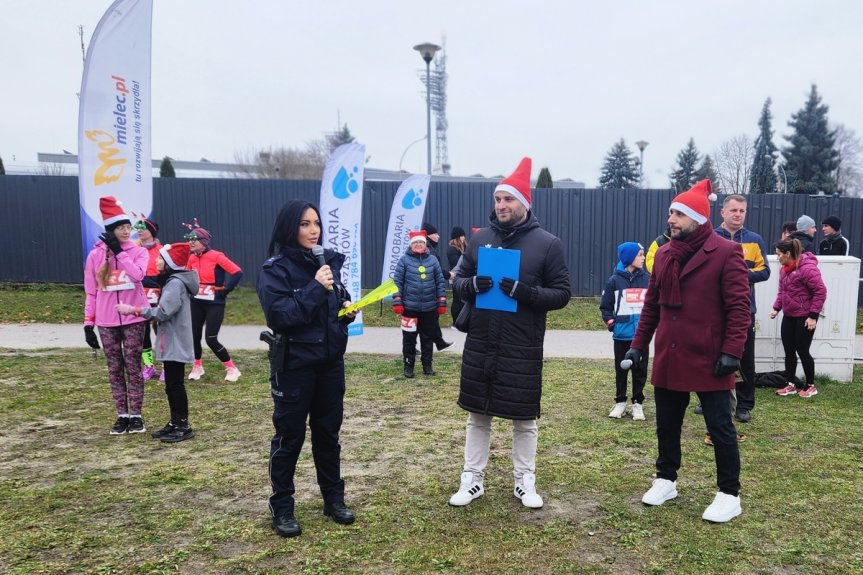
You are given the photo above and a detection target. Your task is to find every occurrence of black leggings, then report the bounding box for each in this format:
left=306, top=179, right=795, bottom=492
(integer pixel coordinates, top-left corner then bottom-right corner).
left=190, top=300, right=231, bottom=362
left=162, top=360, right=189, bottom=423
left=780, top=315, right=816, bottom=388
left=142, top=319, right=157, bottom=349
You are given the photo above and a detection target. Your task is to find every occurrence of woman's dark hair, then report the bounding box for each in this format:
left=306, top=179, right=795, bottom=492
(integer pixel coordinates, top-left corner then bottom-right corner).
left=781, top=220, right=797, bottom=236
left=267, top=200, right=322, bottom=257
left=775, top=238, right=802, bottom=260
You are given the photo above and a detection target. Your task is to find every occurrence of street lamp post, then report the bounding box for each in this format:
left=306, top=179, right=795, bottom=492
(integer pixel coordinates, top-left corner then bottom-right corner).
left=413, top=42, right=441, bottom=176
left=635, top=140, right=649, bottom=178
left=399, top=135, right=427, bottom=172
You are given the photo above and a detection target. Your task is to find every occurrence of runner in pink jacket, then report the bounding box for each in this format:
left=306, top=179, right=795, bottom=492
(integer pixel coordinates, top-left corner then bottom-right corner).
left=770, top=238, right=827, bottom=397
left=83, top=196, right=150, bottom=435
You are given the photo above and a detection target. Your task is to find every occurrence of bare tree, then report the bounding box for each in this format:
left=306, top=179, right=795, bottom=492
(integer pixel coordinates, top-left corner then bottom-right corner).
left=833, top=124, right=863, bottom=197
left=714, top=134, right=754, bottom=195
left=233, top=141, right=327, bottom=180
left=34, top=162, right=66, bottom=176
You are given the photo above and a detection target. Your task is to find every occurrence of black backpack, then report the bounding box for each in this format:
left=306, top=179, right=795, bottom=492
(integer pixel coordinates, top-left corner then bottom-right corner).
left=754, top=371, right=799, bottom=388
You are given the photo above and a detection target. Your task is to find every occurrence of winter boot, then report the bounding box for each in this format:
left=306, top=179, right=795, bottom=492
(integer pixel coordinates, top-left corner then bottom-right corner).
left=422, top=363, right=437, bottom=376
left=403, top=357, right=415, bottom=379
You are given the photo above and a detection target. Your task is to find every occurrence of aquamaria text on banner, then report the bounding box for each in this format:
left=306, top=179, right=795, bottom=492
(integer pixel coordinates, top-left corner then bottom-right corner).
left=78, top=0, right=153, bottom=260
left=319, top=143, right=366, bottom=336
left=381, top=174, right=430, bottom=284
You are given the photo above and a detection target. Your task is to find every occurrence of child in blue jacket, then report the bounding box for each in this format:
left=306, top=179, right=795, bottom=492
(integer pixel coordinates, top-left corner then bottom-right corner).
left=599, top=242, right=649, bottom=420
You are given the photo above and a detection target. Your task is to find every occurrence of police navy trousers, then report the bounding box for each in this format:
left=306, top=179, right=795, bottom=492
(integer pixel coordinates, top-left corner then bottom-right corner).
left=268, top=359, right=346, bottom=517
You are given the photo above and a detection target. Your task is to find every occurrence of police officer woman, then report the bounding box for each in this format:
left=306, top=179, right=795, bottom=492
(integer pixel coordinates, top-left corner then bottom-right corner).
left=256, top=199, right=358, bottom=538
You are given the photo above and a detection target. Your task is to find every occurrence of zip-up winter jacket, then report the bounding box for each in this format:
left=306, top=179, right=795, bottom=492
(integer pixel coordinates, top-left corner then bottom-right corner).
left=819, top=233, right=850, bottom=256
left=714, top=224, right=770, bottom=314
left=84, top=240, right=149, bottom=328
left=772, top=252, right=827, bottom=319
left=645, top=230, right=670, bottom=274
left=393, top=249, right=447, bottom=312
left=187, top=248, right=243, bottom=306
left=139, top=271, right=198, bottom=363
left=137, top=239, right=163, bottom=287
left=257, top=247, right=353, bottom=370
left=599, top=264, right=649, bottom=341
left=790, top=230, right=816, bottom=254
left=453, top=211, right=571, bottom=420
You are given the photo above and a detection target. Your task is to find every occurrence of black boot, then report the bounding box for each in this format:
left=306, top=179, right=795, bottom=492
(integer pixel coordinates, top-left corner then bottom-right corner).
left=423, top=363, right=436, bottom=376
left=403, top=357, right=415, bottom=379
left=435, top=339, right=453, bottom=351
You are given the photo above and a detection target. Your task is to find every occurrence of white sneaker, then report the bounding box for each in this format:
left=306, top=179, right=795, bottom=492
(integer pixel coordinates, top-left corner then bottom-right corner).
left=188, top=364, right=205, bottom=380
left=642, top=478, right=678, bottom=506
left=608, top=402, right=627, bottom=419
left=632, top=403, right=645, bottom=421
left=514, top=472, right=544, bottom=508
left=702, top=492, right=742, bottom=523
left=225, top=367, right=242, bottom=382
left=449, top=472, right=484, bottom=506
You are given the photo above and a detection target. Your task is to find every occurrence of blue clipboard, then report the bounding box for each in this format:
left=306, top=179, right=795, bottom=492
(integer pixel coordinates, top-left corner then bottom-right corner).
left=476, top=246, right=521, bottom=312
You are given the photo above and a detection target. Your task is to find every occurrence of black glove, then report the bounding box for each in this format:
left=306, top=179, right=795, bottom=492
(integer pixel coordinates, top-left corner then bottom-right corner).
left=713, top=353, right=740, bottom=377
left=621, top=348, right=642, bottom=370
left=465, top=275, right=493, bottom=295
left=84, top=325, right=100, bottom=349
left=499, top=277, right=532, bottom=303
left=99, top=232, right=123, bottom=255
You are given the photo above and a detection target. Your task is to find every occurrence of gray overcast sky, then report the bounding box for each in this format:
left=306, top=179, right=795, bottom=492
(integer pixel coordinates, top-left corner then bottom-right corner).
left=3, top=0, right=861, bottom=186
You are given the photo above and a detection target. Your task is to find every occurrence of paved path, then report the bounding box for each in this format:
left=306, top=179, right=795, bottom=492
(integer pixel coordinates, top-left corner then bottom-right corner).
left=1, top=324, right=616, bottom=358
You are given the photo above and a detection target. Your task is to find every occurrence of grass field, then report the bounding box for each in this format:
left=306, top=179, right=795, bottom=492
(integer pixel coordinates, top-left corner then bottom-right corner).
left=1, top=348, right=862, bottom=575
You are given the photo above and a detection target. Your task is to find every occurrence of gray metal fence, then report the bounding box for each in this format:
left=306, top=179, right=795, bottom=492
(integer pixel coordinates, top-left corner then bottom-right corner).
left=1, top=175, right=860, bottom=300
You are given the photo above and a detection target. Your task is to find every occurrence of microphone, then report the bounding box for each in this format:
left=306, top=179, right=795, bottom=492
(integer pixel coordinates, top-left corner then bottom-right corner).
left=311, top=245, right=333, bottom=290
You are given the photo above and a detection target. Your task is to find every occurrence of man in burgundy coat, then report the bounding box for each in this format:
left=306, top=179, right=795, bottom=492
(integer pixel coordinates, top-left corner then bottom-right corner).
left=625, top=180, right=751, bottom=523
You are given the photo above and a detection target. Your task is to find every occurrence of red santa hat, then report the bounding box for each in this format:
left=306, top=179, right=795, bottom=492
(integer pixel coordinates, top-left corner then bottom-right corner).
left=494, top=157, right=532, bottom=209
left=409, top=230, right=428, bottom=244
left=668, top=179, right=718, bottom=225
left=159, top=243, right=191, bottom=270
left=99, top=195, right=131, bottom=228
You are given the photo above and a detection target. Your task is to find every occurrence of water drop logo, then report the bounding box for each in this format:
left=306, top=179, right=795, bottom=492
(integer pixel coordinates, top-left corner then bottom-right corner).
left=401, top=187, right=425, bottom=210
left=332, top=165, right=361, bottom=199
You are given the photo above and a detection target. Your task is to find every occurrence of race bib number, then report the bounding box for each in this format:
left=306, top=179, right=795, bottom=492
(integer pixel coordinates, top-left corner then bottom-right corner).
left=400, top=316, right=417, bottom=332
left=195, top=285, right=216, bottom=301
left=104, top=269, right=134, bottom=292
left=144, top=287, right=161, bottom=305
left=619, top=288, right=647, bottom=315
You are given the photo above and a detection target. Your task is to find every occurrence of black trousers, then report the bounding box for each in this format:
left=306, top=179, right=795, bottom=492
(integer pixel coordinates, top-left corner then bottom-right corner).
left=613, top=339, right=647, bottom=404
left=780, top=315, right=816, bottom=388
left=190, top=300, right=231, bottom=362
left=736, top=314, right=756, bottom=411
left=402, top=310, right=437, bottom=367
left=162, top=360, right=189, bottom=423
left=450, top=290, right=465, bottom=325
left=269, top=360, right=346, bottom=517
left=654, top=386, right=740, bottom=496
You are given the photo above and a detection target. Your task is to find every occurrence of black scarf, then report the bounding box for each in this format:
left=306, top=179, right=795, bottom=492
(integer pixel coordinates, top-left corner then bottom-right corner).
left=657, top=222, right=713, bottom=308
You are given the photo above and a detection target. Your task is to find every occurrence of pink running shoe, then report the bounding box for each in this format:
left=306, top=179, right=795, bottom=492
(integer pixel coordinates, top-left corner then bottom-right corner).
left=142, top=366, right=156, bottom=381
left=798, top=386, right=818, bottom=398
left=159, top=369, right=165, bottom=382
left=775, top=384, right=797, bottom=396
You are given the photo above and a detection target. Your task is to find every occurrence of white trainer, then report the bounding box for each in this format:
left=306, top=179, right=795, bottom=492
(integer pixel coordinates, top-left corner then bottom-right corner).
left=225, top=367, right=242, bottom=382
left=188, top=364, right=205, bottom=380
left=449, top=472, right=484, bottom=506
left=632, top=403, right=645, bottom=421
left=702, top=492, right=742, bottom=523
left=608, top=402, right=627, bottom=419
left=514, top=472, right=544, bottom=508
left=642, top=478, right=678, bottom=506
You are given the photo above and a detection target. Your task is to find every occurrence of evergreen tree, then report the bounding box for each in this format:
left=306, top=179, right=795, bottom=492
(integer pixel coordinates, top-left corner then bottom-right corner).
left=749, top=98, right=778, bottom=194
left=326, top=124, right=356, bottom=153
left=783, top=84, right=840, bottom=194
left=159, top=156, right=176, bottom=178
left=0, top=155, right=5, bottom=175
left=669, top=138, right=701, bottom=191
left=598, top=138, right=640, bottom=189
left=695, top=154, right=720, bottom=192
left=536, top=167, right=553, bottom=189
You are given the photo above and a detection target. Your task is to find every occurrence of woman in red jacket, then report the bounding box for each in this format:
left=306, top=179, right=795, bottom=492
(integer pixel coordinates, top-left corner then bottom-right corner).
left=770, top=238, right=827, bottom=397
left=184, top=223, right=244, bottom=382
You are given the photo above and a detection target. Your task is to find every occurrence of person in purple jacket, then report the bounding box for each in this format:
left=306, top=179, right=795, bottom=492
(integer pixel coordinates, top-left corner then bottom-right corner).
left=83, top=196, right=150, bottom=435
left=770, top=238, right=828, bottom=398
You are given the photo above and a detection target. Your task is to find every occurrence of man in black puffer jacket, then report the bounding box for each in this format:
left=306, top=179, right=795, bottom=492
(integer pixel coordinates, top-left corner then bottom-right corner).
left=448, top=157, right=570, bottom=510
